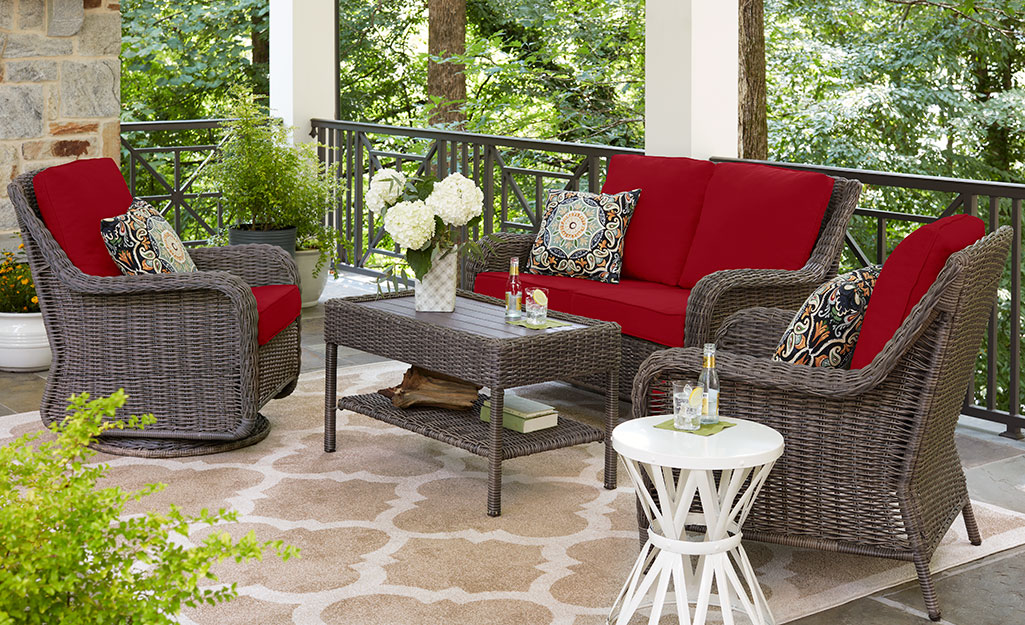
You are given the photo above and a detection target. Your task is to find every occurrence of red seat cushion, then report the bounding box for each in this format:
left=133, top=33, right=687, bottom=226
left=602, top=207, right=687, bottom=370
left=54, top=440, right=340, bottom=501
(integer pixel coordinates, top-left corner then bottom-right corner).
left=849, top=215, right=985, bottom=369
left=33, top=158, right=134, bottom=276
left=473, top=271, right=689, bottom=347
left=677, top=163, right=835, bottom=288
left=568, top=278, right=690, bottom=347
left=252, top=285, right=301, bottom=346
left=602, top=155, right=716, bottom=286
left=472, top=271, right=587, bottom=315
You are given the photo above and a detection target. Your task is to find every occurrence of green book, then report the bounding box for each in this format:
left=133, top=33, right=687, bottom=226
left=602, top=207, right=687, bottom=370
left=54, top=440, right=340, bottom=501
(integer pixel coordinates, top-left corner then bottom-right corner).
left=480, top=406, right=559, bottom=433
left=482, top=395, right=556, bottom=419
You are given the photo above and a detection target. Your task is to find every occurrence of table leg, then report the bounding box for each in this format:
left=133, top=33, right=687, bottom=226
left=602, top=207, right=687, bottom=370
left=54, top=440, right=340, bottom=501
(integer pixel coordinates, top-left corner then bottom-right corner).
left=604, top=367, right=619, bottom=489
left=487, top=387, right=505, bottom=517
left=324, top=342, right=338, bottom=452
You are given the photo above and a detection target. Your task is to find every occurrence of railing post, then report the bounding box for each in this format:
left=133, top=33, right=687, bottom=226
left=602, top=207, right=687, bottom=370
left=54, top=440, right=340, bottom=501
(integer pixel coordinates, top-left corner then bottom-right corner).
left=1002, top=198, right=1023, bottom=440
left=483, top=146, right=495, bottom=236
left=354, top=132, right=365, bottom=269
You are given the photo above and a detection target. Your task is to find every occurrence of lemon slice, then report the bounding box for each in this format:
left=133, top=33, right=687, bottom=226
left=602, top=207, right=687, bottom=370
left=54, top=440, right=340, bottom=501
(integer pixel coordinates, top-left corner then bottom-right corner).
left=688, top=386, right=703, bottom=409
left=532, top=289, right=548, bottom=306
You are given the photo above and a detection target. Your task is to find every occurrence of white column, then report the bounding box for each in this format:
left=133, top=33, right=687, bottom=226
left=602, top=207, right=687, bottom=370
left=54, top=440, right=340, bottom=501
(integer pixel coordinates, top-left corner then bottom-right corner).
left=270, top=0, right=336, bottom=143
left=645, top=0, right=739, bottom=159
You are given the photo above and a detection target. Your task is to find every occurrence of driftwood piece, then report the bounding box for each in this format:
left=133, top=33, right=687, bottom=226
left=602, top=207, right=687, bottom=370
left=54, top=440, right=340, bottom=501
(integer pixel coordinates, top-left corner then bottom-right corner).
left=379, top=366, right=482, bottom=410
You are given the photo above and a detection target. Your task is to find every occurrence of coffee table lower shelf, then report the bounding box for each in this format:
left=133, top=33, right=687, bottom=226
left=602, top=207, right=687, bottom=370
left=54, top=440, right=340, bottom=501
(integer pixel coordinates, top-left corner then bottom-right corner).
left=337, top=392, right=604, bottom=460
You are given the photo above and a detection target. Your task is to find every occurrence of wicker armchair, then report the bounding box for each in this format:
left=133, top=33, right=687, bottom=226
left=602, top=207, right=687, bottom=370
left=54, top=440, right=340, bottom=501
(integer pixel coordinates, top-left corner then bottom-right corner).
left=631, top=226, right=1012, bottom=621
left=8, top=169, right=301, bottom=458
left=464, top=175, right=862, bottom=397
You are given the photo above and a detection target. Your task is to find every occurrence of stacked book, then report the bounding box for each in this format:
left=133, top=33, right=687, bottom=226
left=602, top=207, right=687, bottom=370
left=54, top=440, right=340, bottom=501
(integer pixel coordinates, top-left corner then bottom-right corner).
left=480, top=394, right=558, bottom=433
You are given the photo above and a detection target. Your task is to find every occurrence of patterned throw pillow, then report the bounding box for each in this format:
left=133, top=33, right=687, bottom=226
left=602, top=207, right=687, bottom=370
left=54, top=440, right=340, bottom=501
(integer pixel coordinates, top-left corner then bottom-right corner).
left=773, top=266, right=881, bottom=368
left=100, top=199, right=198, bottom=275
left=527, top=189, right=640, bottom=283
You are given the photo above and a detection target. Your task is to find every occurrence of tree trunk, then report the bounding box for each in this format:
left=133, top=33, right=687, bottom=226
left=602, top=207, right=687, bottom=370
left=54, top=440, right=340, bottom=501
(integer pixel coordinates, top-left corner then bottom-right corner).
left=251, top=8, right=270, bottom=98
left=428, top=0, right=467, bottom=126
left=739, top=0, right=768, bottom=160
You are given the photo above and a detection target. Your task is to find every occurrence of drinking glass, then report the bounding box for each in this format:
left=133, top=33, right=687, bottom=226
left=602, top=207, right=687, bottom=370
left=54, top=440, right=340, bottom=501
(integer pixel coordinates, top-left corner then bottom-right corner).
left=671, top=381, right=701, bottom=431
left=524, top=287, right=549, bottom=328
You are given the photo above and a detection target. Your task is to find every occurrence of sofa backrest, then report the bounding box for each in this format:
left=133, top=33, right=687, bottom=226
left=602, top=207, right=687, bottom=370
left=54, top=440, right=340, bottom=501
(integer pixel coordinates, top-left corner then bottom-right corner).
left=677, top=162, right=836, bottom=288
left=32, top=158, right=133, bottom=276
left=601, top=154, right=715, bottom=286
left=850, top=214, right=986, bottom=369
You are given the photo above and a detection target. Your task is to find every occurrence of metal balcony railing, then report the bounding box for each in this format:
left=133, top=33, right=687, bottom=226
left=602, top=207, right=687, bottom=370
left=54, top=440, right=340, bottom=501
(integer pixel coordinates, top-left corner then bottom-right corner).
left=119, top=118, right=1025, bottom=437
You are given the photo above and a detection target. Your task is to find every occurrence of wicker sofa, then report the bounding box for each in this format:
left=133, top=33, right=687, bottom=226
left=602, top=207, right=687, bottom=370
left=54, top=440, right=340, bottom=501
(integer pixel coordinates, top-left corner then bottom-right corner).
left=8, top=158, right=302, bottom=457
left=467, top=156, right=862, bottom=397
left=631, top=223, right=1012, bottom=621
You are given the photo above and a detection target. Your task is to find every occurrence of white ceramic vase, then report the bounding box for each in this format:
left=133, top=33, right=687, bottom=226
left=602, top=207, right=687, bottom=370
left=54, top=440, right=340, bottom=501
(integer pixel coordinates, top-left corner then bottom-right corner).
left=295, top=248, right=328, bottom=308
left=414, top=250, right=457, bottom=312
left=0, top=312, right=51, bottom=372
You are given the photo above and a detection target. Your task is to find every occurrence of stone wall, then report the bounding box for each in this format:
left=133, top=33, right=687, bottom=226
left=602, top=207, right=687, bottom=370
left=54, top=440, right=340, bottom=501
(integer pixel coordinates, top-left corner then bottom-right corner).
left=0, top=0, right=121, bottom=235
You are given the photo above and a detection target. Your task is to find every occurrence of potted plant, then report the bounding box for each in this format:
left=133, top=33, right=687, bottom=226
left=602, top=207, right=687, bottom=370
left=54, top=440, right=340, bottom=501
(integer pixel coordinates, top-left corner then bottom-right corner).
left=0, top=390, right=297, bottom=622
left=0, top=242, right=50, bottom=372
left=210, top=92, right=344, bottom=306
left=370, top=168, right=483, bottom=311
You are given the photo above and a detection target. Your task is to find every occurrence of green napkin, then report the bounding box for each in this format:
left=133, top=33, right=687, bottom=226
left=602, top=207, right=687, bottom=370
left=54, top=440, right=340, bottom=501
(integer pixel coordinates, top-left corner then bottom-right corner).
left=506, top=318, right=571, bottom=330
left=655, top=418, right=737, bottom=436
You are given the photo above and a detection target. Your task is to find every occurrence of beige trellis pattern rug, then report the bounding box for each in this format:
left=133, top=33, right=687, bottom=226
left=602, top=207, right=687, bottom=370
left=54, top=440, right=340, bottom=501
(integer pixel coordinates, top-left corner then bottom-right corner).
left=3, top=360, right=1025, bottom=625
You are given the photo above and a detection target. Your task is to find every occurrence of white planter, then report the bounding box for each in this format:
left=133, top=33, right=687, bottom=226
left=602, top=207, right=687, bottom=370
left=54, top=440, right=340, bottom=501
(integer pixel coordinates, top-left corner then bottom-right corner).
left=0, top=312, right=51, bottom=372
left=295, top=248, right=328, bottom=308
left=414, top=250, right=457, bottom=312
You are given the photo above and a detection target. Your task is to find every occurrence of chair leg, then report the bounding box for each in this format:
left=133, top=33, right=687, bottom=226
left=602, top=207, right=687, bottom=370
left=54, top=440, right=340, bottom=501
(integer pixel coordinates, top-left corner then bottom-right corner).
left=913, top=555, right=941, bottom=622
left=962, top=501, right=983, bottom=546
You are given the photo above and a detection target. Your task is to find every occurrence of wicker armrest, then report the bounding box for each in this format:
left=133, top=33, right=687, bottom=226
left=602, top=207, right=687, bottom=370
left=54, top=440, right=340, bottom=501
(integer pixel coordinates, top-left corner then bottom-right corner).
left=632, top=346, right=887, bottom=421
left=465, top=232, right=535, bottom=288
left=714, top=307, right=796, bottom=358
left=59, top=267, right=255, bottom=308
left=684, top=264, right=825, bottom=348
left=189, top=244, right=299, bottom=287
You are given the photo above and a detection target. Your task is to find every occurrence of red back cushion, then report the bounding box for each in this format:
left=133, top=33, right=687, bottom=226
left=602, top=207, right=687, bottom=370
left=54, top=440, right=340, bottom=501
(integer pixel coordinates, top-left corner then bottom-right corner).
left=677, top=163, right=835, bottom=288
left=33, top=158, right=133, bottom=276
left=602, top=155, right=716, bottom=286
left=849, top=215, right=985, bottom=369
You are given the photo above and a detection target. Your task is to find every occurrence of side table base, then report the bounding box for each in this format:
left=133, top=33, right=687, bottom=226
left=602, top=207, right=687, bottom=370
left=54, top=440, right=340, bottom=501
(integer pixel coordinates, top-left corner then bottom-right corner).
left=609, top=536, right=773, bottom=625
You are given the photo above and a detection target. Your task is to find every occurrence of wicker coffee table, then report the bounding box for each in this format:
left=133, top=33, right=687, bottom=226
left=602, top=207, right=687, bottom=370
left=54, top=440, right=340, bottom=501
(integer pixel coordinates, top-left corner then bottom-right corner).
left=324, top=290, right=621, bottom=516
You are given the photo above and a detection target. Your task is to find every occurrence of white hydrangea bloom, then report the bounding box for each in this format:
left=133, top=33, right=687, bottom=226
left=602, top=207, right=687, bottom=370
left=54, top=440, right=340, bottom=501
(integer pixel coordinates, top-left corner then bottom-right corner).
left=426, top=172, right=484, bottom=226
left=367, top=168, right=406, bottom=212
left=365, top=186, right=387, bottom=214
left=383, top=200, right=434, bottom=250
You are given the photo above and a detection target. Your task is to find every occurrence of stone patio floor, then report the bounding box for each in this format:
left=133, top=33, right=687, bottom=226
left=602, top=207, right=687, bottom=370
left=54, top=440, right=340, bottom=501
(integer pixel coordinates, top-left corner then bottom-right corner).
left=1, top=270, right=1023, bottom=624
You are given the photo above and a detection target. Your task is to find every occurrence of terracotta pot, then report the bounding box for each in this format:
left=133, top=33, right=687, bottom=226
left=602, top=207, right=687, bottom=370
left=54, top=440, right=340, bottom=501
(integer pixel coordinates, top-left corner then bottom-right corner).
left=0, top=311, right=51, bottom=372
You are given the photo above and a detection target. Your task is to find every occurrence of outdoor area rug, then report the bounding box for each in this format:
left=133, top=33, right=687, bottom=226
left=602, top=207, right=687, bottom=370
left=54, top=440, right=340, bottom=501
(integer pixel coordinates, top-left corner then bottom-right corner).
left=3, top=359, right=1025, bottom=624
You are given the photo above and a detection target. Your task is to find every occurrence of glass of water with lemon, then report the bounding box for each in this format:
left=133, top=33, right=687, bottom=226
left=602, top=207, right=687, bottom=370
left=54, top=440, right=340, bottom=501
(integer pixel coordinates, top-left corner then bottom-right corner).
left=524, top=287, right=549, bottom=328
left=672, top=381, right=702, bottom=431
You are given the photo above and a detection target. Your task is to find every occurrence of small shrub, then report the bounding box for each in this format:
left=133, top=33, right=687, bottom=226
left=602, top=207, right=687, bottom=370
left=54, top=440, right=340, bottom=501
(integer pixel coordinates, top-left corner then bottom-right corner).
left=0, top=245, right=39, bottom=313
left=0, top=391, right=297, bottom=625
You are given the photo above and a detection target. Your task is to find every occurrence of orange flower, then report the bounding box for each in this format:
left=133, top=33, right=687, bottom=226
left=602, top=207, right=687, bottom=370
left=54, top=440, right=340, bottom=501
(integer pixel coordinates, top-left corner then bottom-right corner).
left=31, top=296, right=38, bottom=304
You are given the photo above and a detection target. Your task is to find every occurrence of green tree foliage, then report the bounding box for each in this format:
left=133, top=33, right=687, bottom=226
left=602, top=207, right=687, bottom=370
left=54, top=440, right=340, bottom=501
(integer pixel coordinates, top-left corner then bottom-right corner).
left=336, top=0, right=644, bottom=145
left=765, top=0, right=1025, bottom=413
left=0, top=391, right=297, bottom=624
left=121, top=0, right=269, bottom=121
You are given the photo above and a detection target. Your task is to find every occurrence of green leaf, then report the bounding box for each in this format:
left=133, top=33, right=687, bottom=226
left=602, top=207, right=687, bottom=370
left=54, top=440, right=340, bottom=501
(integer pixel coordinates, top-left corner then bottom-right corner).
left=406, top=247, right=433, bottom=280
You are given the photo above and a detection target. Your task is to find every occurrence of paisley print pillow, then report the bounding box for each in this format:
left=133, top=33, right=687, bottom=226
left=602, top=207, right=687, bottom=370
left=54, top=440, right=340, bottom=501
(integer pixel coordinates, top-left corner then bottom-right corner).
left=100, top=199, right=198, bottom=275
left=772, top=266, right=881, bottom=368
left=526, top=189, right=640, bottom=283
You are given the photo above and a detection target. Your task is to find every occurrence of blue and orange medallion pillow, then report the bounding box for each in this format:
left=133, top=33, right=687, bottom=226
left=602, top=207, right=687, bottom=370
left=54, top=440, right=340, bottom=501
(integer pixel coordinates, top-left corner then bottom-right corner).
left=100, top=199, right=198, bottom=275
left=773, top=266, right=880, bottom=368
left=527, top=189, right=640, bottom=284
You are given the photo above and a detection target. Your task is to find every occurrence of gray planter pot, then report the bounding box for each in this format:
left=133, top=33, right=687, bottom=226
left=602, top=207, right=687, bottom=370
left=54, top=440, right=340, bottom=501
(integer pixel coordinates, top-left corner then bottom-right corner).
left=228, top=225, right=297, bottom=257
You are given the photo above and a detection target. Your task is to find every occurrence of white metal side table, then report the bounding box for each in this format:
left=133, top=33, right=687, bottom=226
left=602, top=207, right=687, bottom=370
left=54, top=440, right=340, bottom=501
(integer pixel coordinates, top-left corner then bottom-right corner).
left=610, top=416, right=784, bottom=625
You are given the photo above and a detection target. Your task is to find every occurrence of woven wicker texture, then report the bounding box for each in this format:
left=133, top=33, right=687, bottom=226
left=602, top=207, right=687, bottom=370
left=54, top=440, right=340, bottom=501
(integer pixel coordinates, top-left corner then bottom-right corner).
left=324, top=291, right=620, bottom=515
left=631, top=226, right=1012, bottom=621
left=7, top=170, right=301, bottom=457
left=464, top=176, right=862, bottom=396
